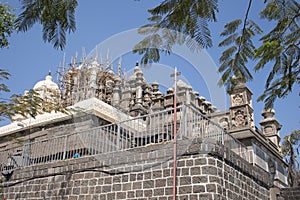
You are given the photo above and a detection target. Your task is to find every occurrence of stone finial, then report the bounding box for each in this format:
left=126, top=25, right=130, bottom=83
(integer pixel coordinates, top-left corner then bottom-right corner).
left=199, top=96, right=206, bottom=102
left=211, top=106, right=217, bottom=112
left=261, top=109, right=275, bottom=119
left=152, top=81, right=159, bottom=93
left=193, top=91, right=199, bottom=97
left=134, top=62, right=140, bottom=73
left=167, top=88, right=174, bottom=94
left=176, top=79, right=192, bottom=91
left=259, top=108, right=282, bottom=151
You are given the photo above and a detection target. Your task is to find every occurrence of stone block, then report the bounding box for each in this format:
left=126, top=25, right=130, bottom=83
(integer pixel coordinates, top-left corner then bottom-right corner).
left=107, top=192, right=115, bottom=199
left=180, top=168, right=190, bottom=176
left=179, top=177, right=191, bottom=185
left=193, top=185, right=205, bottom=193
left=137, top=173, right=144, bottom=181
left=113, top=175, right=121, bottom=183
left=122, top=174, right=129, bottom=182
left=72, top=187, right=80, bottom=195
left=88, top=186, right=95, bottom=194
left=130, top=174, right=137, bottom=182
left=102, top=185, right=111, bottom=193
left=69, top=196, right=79, bottom=200
left=136, top=189, right=144, bottom=197
left=166, top=177, right=173, bottom=186
left=177, top=160, right=185, bottom=167
left=154, top=188, right=164, bottom=196
left=179, top=185, right=192, bottom=194
left=158, top=196, right=168, bottom=200
left=116, top=191, right=127, bottom=199
left=190, top=166, right=201, bottom=175
left=104, top=177, right=112, bottom=184
left=178, top=194, right=189, bottom=200
left=88, top=178, right=97, bottom=186
left=84, top=172, right=94, bottom=179
left=81, top=179, right=89, bottom=186
left=206, top=184, right=217, bottom=192
left=199, top=193, right=213, bottom=200
left=143, top=180, right=154, bottom=189
left=122, top=182, right=132, bottom=191
left=188, top=194, right=199, bottom=200
left=165, top=187, right=173, bottom=195
left=186, top=159, right=194, bottom=166
left=127, top=191, right=135, bottom=198
left=202, top=166, right=217, bottom=175
left=192, top=175, right=208, bottom=183
left=155, top=178, right=166, bottom=187
left=112, top=183, right=121, bottom=191
left=132, top=181, right=142, bottom=190
left=163, top=169, right=171, bottom=177
left=81, top=186, right=89, bottom=194
left=73, top=173, right=84, bottom=180
left=152, top=170, right=162, bottom=179
left=195, top=157, right=207, bottom=165
left=144, top=189, right=153, bottom=197
left=209, top=175, right=220, bottom=184
left=95, top=185, right=102, bottom=193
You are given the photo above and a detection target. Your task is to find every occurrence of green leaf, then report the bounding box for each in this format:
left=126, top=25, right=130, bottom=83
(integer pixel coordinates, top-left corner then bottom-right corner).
left=17, top=0, right=78, bottom=50
left=220, top=19, right=242, bottom=36
left=134, top=0, right=219, bottom=64
left=0, top=2, right=16, bottom=48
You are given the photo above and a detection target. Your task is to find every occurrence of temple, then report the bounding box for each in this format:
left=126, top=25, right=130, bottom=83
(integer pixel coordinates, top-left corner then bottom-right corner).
left=0, top=56, right=291, bottom=199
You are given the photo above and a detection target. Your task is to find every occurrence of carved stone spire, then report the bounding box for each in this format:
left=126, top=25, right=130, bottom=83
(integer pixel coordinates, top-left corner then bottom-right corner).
left=229, top=79, right=254, bottom=129
left=259, top=109, right=282, bottom=150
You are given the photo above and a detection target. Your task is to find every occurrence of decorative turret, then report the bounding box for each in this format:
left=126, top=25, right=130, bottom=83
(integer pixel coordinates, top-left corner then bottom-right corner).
left=229, top=78, right=254, bottom=129
left=259, top=109, right=282, bottom=150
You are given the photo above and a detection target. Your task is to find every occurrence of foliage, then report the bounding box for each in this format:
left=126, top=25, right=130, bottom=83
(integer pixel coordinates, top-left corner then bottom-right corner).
left=0, top=69, right=10, bottom=121
left=0, top=1, right=16, bottom=48
left=218, top=0, right=262, bottom=92
left=8, top=89, right=68, bottom=120
left=133, top=0, right=218, bottom=65
left=0, top=87, right=67, bottom=121
left=282, top=130, right=300, bottom=186
left=255, top=0, right=300, bottom=108
left=134, top=0, right=299, bottom=109
left=16, top=0, right=78, bottom=50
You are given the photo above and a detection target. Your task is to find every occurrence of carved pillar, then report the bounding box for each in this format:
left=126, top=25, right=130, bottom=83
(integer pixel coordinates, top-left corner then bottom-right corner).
left=164, top=88, right=174, bottom=109
left=119, top=83, right=132, bottom=113
left=142, top=84, right=152, bottom=110
left=135, top=68, right=143, bottom=105
left=151, top=81, right=164, bottom=111
left=88, top=63, right=98, bottom=99
left=112, top=77, right=121, bottom=107
left=105, top=79, right=114, bottom=104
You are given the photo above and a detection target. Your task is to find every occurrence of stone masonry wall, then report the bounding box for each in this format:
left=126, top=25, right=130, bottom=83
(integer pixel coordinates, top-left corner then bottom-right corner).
left=1, top=139, right=270, bottom=200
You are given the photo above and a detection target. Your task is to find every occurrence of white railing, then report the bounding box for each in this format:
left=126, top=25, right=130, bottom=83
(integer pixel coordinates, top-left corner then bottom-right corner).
left=0, top=105, right=248, bottom=171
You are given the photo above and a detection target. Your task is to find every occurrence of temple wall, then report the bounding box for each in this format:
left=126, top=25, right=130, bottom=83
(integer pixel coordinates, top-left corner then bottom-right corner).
left=1, top=139, right=270, bottom=200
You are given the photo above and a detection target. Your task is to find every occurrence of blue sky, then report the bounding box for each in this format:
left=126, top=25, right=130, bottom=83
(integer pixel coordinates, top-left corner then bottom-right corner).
left=0, top=0, right=299, bottom=139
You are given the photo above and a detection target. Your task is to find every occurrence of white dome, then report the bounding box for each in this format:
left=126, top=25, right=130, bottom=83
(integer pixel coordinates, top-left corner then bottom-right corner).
left=33, top=73, right=59, bottom=91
